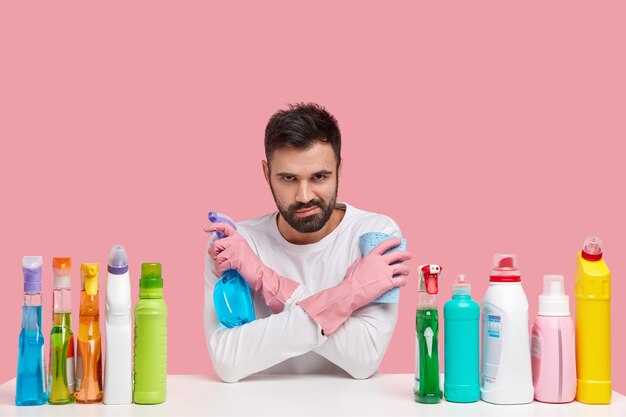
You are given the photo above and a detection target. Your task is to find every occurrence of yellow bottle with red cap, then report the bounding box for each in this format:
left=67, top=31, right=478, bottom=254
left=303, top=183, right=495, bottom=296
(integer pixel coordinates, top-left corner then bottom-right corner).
left=575, top=236, right=611, bottom=404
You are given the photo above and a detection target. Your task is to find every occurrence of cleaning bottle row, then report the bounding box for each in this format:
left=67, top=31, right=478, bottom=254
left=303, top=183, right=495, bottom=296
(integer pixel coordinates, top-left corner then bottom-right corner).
left=413, top=235, right=611, bottom=405
left=15, top=245, right=168, bottom=406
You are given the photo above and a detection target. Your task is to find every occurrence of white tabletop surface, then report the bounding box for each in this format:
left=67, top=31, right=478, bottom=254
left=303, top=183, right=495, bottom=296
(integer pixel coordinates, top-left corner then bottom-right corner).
left=1, top=374, right=624, bottom=417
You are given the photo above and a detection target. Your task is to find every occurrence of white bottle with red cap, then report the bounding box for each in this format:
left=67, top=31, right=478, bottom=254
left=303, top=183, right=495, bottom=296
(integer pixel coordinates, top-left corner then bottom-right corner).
left=480, top=254, right=534, bottom=404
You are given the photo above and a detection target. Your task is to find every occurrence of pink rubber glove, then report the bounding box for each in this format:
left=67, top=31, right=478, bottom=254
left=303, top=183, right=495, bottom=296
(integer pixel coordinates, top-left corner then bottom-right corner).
left=205, top=222, right=299, bottom=314
left=297, top=238, right=410, bottom=336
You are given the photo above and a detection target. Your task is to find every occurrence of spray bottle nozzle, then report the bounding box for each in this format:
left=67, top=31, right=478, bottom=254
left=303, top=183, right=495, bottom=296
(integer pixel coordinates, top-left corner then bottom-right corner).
left=53, top=257, right=71, bottom=271
left=208, top=212, right=238, bottom=239
left=81, top=263, right=100, bottom=296
left=419, top=264, right=441, bottom=295
left=23, top=256, right=43, bottom=293
left=52, top=257, right=72, bottom=289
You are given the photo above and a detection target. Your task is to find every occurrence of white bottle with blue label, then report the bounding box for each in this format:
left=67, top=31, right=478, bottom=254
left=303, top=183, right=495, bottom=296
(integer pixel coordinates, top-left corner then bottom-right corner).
left=480, top=254, right=534, bottom=404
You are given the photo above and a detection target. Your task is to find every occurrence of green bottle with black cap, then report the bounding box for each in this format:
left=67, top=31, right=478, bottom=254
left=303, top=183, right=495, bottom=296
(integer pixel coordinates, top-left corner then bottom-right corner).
left=133, top=263, right=167, bottom=404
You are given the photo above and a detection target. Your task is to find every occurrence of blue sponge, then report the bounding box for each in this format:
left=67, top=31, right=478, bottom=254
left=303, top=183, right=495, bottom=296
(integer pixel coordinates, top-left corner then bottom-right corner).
left=358, top=232, right=407, bottom=304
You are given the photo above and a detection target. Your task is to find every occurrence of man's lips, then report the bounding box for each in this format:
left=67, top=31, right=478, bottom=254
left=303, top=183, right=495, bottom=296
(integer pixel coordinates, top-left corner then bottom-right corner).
left=295, top=206, right=320, bottom=217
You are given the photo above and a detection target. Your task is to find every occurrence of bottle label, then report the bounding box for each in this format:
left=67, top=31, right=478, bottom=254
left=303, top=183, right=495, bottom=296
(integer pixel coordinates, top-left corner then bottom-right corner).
left=414, top=309, right=438, bottom=393
left=531, top=327, right=541, bottom=385
left=425, top=327, right=434, bottom=357
left=481, top=308, right=503, bottom=388
left=47, top=349, right=52, bottom=392
left=42, top=346, right=47, bottom=394
left=134, top=308, right=168, bottom=402
left=67, top=357, right=75, bottom=394
left=414, top=333, right=420, bottom=391
left=67, top=334, right=75, bottom=393
left=75, top=353, right=83, bottom=392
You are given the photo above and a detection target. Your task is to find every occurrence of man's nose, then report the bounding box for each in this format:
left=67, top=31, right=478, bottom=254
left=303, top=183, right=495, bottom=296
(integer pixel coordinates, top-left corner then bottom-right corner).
left=295, top=181, right=313, bottom=203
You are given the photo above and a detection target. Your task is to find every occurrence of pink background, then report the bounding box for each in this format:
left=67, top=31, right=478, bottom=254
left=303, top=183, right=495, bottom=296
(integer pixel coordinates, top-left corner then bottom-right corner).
left=1, top=1, right=624, bottom=393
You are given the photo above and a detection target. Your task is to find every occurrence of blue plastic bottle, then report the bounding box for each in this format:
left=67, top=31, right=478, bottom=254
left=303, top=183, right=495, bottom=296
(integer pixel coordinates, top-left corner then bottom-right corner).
left=443, top=274, right=480, bottom=403
left=16, top=256, right=48, bottom=406
left=208, top=212, right=255, bottom=328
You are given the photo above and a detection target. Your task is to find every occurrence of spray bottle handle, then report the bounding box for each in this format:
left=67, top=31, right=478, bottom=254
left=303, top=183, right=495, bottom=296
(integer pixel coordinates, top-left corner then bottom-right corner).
left=208, top=212, right=237, bottom=239
left=420, top=264, right=441, bottom=295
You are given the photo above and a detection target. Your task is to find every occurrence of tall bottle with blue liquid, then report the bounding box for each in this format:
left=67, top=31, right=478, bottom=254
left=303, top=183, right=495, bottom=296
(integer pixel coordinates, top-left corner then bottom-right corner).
left=444, top=274, right=480, bottom=403
left=48, top=257, right=75, bottom=405
left=414, top=264, right=443, bottom=404
left=208, top=212, right=255, bottom=328
left=16, top=256, right=48, bottom=406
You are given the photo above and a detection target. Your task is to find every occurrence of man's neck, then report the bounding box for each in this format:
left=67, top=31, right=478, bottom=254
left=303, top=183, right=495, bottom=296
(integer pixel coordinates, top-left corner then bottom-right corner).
left=277, top=206, right=346, bottom=245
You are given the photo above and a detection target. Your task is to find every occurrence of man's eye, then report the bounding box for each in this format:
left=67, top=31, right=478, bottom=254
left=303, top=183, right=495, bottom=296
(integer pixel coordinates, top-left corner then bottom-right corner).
left=282, top=176, right=295, bottom=182
left=313, top=174, right=327, bottom=181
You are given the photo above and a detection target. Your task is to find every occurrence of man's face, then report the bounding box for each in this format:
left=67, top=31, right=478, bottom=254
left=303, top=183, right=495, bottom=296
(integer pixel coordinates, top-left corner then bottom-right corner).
left=263, top=142, right=340, bottom=233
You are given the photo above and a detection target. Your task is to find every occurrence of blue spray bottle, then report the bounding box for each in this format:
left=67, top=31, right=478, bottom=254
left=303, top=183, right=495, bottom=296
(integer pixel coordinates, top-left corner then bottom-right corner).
left=16, top=256, right=48, bottom=406
left=208, top=212, right=256, bottom=328
left=443, top=274, right=480, bottom=402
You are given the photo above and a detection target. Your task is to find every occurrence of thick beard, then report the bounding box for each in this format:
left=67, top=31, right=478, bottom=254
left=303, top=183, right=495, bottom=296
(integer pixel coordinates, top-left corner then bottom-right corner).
left=270, top=182, right=338, bottom=234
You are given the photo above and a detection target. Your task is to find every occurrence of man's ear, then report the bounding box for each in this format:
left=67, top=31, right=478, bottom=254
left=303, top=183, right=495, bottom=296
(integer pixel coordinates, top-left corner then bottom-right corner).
left=338, top=158, right=343, bottom=179
left=262, top=160, right=270, bottom=185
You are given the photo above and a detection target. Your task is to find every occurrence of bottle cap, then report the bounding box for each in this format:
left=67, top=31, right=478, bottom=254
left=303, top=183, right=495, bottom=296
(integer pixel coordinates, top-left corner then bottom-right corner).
left=490, top=254, right=521, bottom=282
left=538, top=274, right=570, bottom=316
left=140, top=263, right=163, bottom=289
left=52, top=257, right=72, bottom=289
left=452, top=274, right=471, bottom=296
left=81, top=263, right=99, bottom=296
left=108, top=244, right=129, bottom=274
left=581, top=236, right=603, bottom=261
left=23, top=256, right=43, bottom=293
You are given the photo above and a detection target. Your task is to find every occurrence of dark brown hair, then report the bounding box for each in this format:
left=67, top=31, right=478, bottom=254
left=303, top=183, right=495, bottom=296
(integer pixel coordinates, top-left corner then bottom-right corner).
left=264, top=103, right=341, bottom=165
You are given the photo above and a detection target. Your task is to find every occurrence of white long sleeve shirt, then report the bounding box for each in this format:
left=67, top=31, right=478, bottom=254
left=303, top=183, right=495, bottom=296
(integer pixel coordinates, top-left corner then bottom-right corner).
left=203, top=203, right=403, bottom=382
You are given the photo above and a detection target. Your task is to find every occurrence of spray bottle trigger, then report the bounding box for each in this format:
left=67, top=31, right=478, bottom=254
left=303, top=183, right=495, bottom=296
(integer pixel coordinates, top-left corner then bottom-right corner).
left=425, top=274, right=439, bottom=295
left=208, top=212, right=237, bottom=239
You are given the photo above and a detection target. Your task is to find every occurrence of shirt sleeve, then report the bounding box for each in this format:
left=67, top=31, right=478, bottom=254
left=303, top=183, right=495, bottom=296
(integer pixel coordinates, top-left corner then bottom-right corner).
left=311, top=216, right=403, bottom=379
left=203, top=237, right=327, bottom=382
left=311, top=303, right=399, bottom=379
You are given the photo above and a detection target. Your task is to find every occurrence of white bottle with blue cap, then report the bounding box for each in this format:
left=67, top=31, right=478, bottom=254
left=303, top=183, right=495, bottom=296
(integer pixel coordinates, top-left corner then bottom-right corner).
left=104, top=245, right=133, bottom=404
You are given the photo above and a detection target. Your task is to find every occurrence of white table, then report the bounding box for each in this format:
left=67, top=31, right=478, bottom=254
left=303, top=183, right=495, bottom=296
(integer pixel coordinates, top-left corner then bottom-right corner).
left=1, top=374, right=624, bottom=417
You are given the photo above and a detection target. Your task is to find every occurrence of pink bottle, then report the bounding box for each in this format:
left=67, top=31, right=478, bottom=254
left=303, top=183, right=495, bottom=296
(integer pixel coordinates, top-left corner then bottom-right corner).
left=531, top=275, right=576, bottom=403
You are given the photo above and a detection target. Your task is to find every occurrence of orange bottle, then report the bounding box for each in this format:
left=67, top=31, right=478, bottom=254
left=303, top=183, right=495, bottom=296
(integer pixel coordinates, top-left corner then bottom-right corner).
left=75, top=263, right=103, bottom=403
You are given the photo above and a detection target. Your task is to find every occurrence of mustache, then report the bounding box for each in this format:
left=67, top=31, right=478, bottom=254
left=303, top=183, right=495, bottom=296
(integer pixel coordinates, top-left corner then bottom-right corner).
left=288, top=200, right=324, bottom=212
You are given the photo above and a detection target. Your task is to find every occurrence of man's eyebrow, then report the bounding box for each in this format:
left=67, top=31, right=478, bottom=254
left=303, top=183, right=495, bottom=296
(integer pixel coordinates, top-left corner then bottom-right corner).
left=312, top=170, right=333, bottom=176
left=275, top=169, right=333, bottom=177
left=275, top=171, right=296, bottom=177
